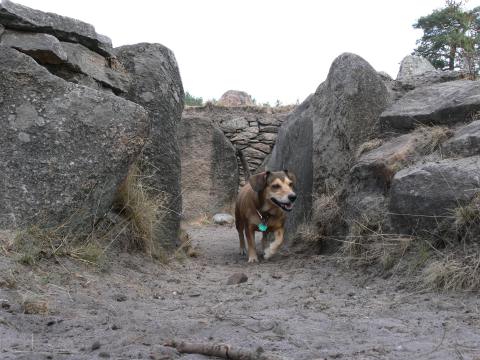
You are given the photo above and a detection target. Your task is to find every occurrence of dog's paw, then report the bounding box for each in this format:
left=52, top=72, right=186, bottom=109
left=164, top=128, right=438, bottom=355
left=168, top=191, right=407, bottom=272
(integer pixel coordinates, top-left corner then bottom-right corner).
left=247, top=256, right=259, bottom=263
left=263, top=248, right=273, bottom=260
left=239, top=248, right=247, bottom=257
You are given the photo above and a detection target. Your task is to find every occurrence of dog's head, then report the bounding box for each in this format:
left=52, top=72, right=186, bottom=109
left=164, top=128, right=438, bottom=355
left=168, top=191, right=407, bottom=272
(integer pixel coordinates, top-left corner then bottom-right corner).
left=249, top=170, right=297, bottom=212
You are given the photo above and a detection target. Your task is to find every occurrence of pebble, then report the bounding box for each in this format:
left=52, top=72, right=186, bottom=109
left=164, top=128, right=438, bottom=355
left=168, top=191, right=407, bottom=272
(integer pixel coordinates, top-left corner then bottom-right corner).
left=227, top=272, right=248, bottom=285
left=91, top=341, right=101, bottom=351
left=114, top=294, right=127, bottom=302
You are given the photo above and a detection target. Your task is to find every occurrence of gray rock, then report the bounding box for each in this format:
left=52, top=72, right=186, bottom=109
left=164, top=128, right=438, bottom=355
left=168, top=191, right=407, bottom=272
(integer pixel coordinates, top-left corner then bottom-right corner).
left=0, top=0, right=113, bottom=57
left=395, top=69, right=466, bottom=92
left=226, top=272, right=248, bottom=285
left=268, top=95, right=314, bottom=238
left=378, top=71, right=393, bottom=81
left=250, top=143, right=271, bottom=153
left=396, top=55, right=435, bottom=80
left=231, top=131, right=259, bottom=142
left=380, top=80, right=480, bottom=132
left=442, top=120, right=480, bottom=158
left=115, top=43, right=184, bottom=247
left=313, top=53, right=389, bottom=194
left=260, top=125, right=279, bottom=133
left=389, top=156, right=480, bottom=233
left=61, top=42, right=129, bottom=93
left=218, top=90, right=254, bottom=107
left=220, top=117, right=249, bottom=132
left=350, top=128, right=449, bottom=193
left=212, top=213, right=235, bottom=225
left=0, top=30, right=67, bottom=64
left=0, top=23, right=4, bottom=36
left=256, top=133, right=277, bottom=143
left=257, top=116, right=282, bottom=126
left=243, top=147, right=266, bottom=159
left=0, top=46, right=149, bottom=230
left=178, top=117, right=238, bottom=220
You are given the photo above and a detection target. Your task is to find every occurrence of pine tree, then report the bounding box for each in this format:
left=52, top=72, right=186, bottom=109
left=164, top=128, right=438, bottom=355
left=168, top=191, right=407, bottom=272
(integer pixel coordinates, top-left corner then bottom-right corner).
left=413, top=1, right=480, bottom=76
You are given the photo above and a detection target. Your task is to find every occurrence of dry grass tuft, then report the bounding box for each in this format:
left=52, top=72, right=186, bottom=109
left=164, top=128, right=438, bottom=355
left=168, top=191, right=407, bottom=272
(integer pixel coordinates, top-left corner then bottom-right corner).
left=312, top=193, right=343, bottom=238
left=114, top=164, right=168, bottom=258
left=419, top=195, right=480, bottom=291
left=22, top=297, right=49, bottom=315
left=12, top=225, right=106, bottom=266
left=414, top=125, right=453, bottom=155
left=340, top=214, right=413, bottom=271
left=356, top=138, right=383, bottom=158
left=423, top=251, right=480, bottom=291
left=293, top=223, right=322, bottom=252
left=178, top=226, right=198, bottom=258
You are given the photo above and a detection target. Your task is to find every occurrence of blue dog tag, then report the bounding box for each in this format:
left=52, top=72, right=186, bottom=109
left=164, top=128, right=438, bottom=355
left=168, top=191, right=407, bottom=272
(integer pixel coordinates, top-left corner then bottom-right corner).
left=258, top=223, right=268, bottom=232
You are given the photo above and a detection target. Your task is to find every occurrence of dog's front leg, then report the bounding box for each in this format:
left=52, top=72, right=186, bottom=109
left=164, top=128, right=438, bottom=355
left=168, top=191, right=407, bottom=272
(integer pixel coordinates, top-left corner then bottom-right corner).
left=246, top=226, right=258, bottom=263
left=264, top=228, right=284, bottom=260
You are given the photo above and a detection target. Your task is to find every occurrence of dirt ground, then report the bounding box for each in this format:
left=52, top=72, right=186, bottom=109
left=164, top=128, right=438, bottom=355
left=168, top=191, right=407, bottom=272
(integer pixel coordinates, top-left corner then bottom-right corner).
left=1, top=224, right=480, bottom=360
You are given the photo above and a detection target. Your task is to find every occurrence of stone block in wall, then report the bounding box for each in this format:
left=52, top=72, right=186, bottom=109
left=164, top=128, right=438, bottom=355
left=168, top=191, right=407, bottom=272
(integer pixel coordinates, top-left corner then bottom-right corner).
left=251, top=143, right=271, bottom=153
left=257, top=133, right=277, bottom=143
left=260, top=126, right=279, bottom=133
left=243, top=147, right=267, bottom=159
left=220, top=117, right=249, bottom=132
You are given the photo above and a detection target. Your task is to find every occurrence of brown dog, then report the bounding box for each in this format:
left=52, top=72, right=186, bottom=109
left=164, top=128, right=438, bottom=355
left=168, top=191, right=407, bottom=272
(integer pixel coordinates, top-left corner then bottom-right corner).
left=235, top=170, right=297, bottom=262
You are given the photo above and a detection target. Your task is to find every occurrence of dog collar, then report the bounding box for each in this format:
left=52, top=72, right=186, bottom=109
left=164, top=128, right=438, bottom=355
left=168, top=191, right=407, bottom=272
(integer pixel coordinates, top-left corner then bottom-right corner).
left=256, top=209, right=269, bottom=232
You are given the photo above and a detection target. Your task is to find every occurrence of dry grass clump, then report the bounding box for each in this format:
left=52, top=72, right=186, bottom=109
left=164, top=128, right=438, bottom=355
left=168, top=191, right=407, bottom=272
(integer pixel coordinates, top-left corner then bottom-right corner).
left=414, top=125, right=453, bottom=155
left=114, top=164, right=168, bottom=258
left=423, top=252, right=480, bottom=291
left=419, top=195, right=480, bottom=291
left=339, top=214, right=413, bottom=271
left=22, top=297, right=49, bottom=315
left=311, top=193, right=343, bottom=238
left=355, top=138, right=383, bottom=158
left=12, top=224, right=105, bottom=266
left=293, top=222, right=323, bottom=253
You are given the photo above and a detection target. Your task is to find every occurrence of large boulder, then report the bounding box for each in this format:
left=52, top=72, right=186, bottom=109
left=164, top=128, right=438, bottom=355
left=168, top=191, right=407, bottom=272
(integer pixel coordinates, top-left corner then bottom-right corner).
left=380, top=80, right=480, bottom=133
left=178, top=117, right=239, bottom=220
left=442, top=120, right=480, bottom=158
left=313, top=53, right=390, bottom=194
left=389, top=157, right=480, bottom=233
left=267, top=96, right=314, bottom=237
left=115, top=43, right=184, bottom=246
left=0, top=46, right=149, bottom=230
left=0, top=0, right=113, bottom=57
left=217, top=90, right=254, bottom=107
left=267, top=53, right=390, bottom=239
left=396, top=55, right=435, bottom=80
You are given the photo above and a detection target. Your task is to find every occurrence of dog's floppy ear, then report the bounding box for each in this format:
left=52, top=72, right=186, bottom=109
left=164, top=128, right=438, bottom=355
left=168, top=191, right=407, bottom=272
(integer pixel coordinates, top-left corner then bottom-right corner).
left=249, top=171, right=270, bottom=192
left=283, top=169, right=297, bottom=185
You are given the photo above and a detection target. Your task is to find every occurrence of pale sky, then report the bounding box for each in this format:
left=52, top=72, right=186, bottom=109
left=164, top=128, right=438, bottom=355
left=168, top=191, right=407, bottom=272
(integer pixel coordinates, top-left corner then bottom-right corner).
left=15, top=0, right=480, bottom=104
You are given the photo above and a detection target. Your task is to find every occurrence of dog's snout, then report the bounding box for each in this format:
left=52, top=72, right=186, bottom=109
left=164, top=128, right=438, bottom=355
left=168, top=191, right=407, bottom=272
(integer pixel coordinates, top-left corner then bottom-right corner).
left=288, top=193, right=297, bottom=202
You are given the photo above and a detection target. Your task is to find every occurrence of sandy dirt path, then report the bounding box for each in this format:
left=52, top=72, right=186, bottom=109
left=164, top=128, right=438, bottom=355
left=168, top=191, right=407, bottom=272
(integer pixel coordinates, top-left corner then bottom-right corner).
left=1, top=224, right=480, bottom=359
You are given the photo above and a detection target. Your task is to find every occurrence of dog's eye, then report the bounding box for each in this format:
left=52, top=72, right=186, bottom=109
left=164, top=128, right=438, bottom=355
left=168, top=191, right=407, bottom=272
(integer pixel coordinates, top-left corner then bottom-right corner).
left=271, top=184, right=281, bottom=190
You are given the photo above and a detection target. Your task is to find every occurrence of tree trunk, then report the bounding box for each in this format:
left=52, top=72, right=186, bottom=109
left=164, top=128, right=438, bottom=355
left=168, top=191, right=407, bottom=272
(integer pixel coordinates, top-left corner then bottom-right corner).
left=449, top=45, right=457, bottom=70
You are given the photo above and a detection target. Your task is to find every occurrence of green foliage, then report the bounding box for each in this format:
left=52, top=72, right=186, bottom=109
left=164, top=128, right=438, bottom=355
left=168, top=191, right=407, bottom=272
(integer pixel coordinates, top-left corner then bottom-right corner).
left=184, top=92, right=203, bottom=106
left=413, top=1, right=480, bottom=76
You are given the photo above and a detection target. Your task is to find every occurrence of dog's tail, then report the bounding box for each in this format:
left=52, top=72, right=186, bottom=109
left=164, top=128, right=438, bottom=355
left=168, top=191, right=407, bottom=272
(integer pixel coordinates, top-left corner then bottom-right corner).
left=236, top=147, right=251, bottom=182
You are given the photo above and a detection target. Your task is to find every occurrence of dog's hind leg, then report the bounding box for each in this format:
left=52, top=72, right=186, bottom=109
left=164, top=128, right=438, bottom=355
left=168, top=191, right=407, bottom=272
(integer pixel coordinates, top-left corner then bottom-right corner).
left=261, top=233, right=269, bottom=252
